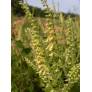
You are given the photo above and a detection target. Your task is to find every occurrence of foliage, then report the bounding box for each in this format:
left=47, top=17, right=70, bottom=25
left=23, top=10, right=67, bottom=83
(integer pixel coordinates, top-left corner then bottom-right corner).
left=12, top=1, right=80, bottom=92
left=11, top=0, right=25, bottom=16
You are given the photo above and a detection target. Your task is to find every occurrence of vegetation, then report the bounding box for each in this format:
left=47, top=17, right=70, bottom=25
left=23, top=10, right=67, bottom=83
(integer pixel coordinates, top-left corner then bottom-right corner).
left=11, top=0, right=80, bottom=92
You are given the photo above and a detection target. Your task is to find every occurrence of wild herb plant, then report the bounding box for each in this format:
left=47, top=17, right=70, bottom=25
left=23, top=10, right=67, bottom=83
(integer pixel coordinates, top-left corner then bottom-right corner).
left=12, top=1, right=80, bottom=92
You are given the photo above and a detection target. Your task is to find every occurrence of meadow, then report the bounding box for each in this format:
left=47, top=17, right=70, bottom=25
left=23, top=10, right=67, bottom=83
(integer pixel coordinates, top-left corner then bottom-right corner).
left=11, top=1, right=80, bottom=92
